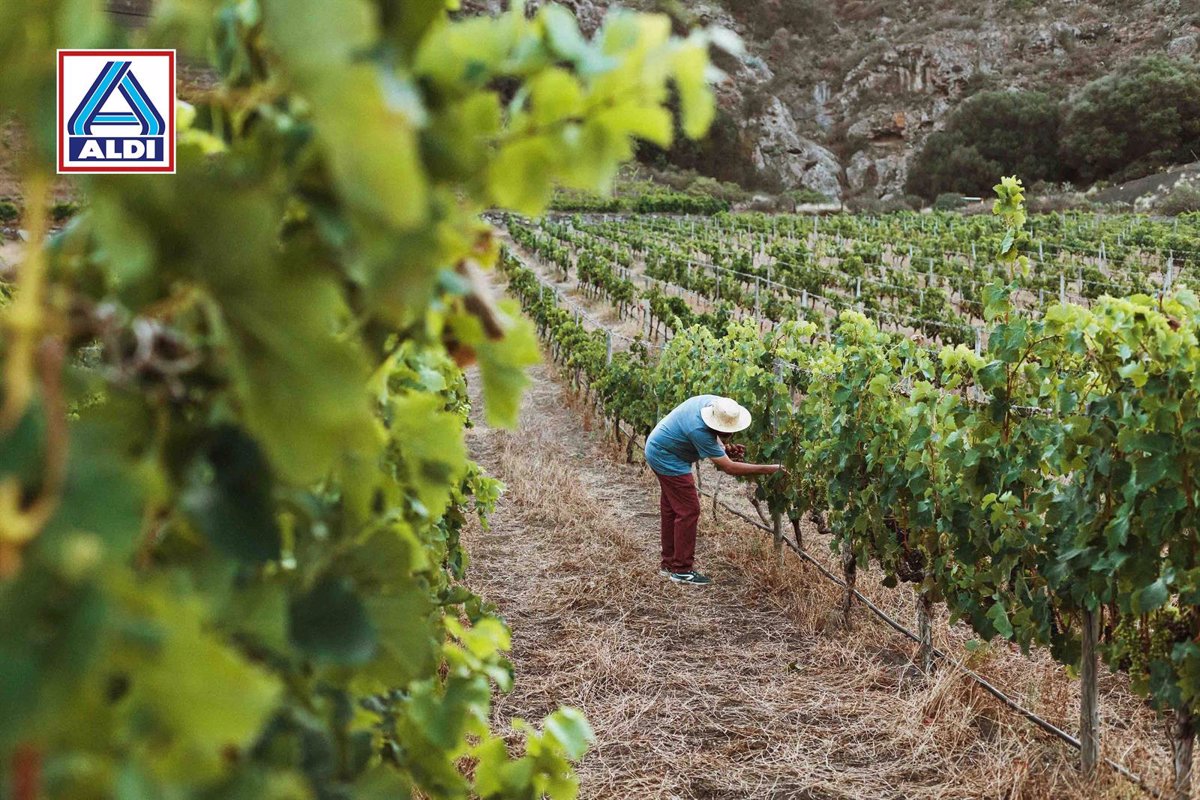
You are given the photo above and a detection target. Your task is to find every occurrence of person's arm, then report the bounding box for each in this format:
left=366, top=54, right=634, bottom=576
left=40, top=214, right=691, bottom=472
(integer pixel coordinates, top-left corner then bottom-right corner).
left=710, top=455, right=782, bottom=477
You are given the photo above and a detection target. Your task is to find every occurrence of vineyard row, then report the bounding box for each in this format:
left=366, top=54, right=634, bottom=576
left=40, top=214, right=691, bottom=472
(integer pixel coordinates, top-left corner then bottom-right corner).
left=496, top=244, right=1154, bottom=787
left=498, top=189, right=1200, bottom=798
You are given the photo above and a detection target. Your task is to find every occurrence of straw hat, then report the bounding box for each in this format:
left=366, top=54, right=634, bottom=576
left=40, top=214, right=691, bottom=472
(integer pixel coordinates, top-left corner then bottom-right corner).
left=701, top=397, right=752, bottom=434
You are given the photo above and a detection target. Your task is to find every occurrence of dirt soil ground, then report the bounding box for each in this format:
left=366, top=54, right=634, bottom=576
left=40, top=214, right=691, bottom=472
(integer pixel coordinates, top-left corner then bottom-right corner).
left=461, top=351, right=1158, bottom=799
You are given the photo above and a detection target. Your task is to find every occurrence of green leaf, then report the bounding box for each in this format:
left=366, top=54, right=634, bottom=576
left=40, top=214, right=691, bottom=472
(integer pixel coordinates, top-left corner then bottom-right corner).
left=89, top=193, right=156, bottom=287
left=472, top=736, right=510, bottom=797
left=1132, top=578, right=1170, bottom=615
left=540, top=4, right=589, bottom=63
left=179, top=426, right=281, bottom=563
left=489, top=138, right=556, bottom=215
left=0, top=401, right=45, bottom=486
left=263, top=0, right=428, bottom=229
left=476, top=307, right=541, bottom=428
left=1117, top=361, right=1148, bottom=388
left=223, top=272, right=377, bottom=485
left=595, top=103, right=673, bottom=148
left=355, top=766, right=413, bottom=799
left=289, top=575, right=378, bottom=666
left=529, top=68, right=584, bottom=127
left=114, top=581, right=280, bottom=781
left=999, top=229, right=1014, bottom=256
left=982, top=282, right=1013, bottom=322
left=408, top=674, right=491, bottom=749
left=42, top=414, right=144, bottom=562
left=977, top=360, right=1007, bottom=391
left=543, top=707, right=593, bottom=760
left=672, top=40, right=714, bottom=139
left=388, top=394, right=468, bottom=520
left=447, top=616, right=512, bottom=660
left=987, top=601, right=1013, bottom=639
left=362, top=589, right=436, bottom=686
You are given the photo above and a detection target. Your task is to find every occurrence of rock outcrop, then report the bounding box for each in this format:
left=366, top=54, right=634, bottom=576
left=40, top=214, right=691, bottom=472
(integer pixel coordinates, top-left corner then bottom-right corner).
left=749, top=97, right=843, bottom=201
left=468, top=0, right=1195, bottom=199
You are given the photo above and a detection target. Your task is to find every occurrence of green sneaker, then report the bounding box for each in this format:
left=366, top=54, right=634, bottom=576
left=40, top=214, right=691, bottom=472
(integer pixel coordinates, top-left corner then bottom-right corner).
left=670, top=571, right=712, bottom=586
left=658, top=568, right=671, bottom=578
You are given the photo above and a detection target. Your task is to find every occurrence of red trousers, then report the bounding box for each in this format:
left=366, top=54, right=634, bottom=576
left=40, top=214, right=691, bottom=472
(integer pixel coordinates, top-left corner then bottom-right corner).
left=656, top=472, right=701, bottom=573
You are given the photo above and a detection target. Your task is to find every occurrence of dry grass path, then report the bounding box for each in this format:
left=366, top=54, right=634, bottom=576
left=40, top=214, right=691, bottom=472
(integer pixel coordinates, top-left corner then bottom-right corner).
left=461, top=360, right=1147, bottom=799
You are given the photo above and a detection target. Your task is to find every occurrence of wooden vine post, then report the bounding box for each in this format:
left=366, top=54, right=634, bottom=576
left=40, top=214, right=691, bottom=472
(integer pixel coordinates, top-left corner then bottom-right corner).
left=605, top=331, right=617, bottom=440
left=770, top=360, right=784, bottom=563
left=771, top=507, right=783, bottom=562
left=1080, top=608, right=1100, bottom=777
left=916, top=593, right=934, bottom=675
left=841, top=545, right=857, bottom=630
left=1171, top=708, right=1195, bottom=800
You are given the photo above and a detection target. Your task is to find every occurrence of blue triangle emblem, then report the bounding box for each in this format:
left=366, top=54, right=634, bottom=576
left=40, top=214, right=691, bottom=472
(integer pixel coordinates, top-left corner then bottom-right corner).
left=68, top=60, right=164, bottom=137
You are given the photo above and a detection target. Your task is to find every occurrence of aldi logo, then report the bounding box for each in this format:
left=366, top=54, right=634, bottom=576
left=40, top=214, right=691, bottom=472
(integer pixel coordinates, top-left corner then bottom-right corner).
left=58, top=50, right=175, bottom=173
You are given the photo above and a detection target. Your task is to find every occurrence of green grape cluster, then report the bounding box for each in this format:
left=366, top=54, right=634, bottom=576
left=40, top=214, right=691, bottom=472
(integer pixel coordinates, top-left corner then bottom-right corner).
left=1110, top=608, right=1194, bottom=706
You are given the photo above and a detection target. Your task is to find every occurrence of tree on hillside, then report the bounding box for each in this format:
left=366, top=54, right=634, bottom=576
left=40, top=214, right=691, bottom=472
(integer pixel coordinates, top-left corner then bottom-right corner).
left=906, top=90, right=1067, bottom=199
left=1061, top=56, right=1200, bottom=184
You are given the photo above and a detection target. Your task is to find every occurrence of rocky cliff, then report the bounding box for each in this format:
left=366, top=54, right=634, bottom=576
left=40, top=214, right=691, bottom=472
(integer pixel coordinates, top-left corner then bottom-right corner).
left=474, top=0, right=1200, bottom=200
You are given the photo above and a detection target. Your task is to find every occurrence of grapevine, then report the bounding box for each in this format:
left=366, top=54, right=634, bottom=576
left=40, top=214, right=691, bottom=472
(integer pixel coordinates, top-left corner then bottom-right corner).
left=503, top=178, right=1200, bottom=796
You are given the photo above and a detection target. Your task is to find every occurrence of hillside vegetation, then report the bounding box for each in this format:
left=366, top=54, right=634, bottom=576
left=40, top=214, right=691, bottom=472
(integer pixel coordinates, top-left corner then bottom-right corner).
left=527, top=0, right=1200, bottom=201
left=907, top=56, right=1200, bottom=199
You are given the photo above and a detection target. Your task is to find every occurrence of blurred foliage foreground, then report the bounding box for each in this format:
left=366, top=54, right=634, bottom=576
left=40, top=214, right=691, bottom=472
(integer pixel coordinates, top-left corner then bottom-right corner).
left=0, top=0, right=723, bottom=797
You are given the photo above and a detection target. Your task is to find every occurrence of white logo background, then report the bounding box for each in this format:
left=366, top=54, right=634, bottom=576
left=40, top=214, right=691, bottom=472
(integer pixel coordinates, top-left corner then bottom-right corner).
left=58, top=50, right=175, bottom=173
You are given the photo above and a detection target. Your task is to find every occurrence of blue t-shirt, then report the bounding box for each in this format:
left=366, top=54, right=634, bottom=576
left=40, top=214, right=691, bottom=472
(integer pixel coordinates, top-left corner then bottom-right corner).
left=645, top=395, right=727, bottom=476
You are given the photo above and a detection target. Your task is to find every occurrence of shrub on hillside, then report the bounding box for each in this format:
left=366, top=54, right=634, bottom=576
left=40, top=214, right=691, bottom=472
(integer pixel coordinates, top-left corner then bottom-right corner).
left=687, top=176, right=750, bottom=205
left=632, top=190, right=729, bottom=214
left=50, top=201, right=80, bottom=222
left=845, top=195, right=918, bottom=214
left=906, top=90, right=1067, bottom=199
left=637, top=105, right=768, bottom=190
left=933, top=192, right=966, bottom=211
left=548, top=190, right=622, bottom=213
left=721, top=0, right=833, bottom=39
left=549, top=184, right=730, bottom=215
left=1155, top=182, right=1200, bottom=216
left=786, top=187, right=833, bottom=205
left=1028, top=192, right=1092, bottom=213
left=1061, top=56, right=1200, bottom=184
left=907, top=138, right=1004, bottom=199
left=0, top=199, right=19, bottom=222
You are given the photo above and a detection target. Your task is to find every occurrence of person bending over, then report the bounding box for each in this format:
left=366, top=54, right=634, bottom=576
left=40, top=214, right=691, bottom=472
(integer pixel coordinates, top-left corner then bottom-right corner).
left=645, top=395, right=782, bottom=586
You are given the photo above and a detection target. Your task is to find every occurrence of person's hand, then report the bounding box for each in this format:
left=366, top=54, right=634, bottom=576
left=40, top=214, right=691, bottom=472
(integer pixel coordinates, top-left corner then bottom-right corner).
left=727, top=443, right=746, bottom=462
